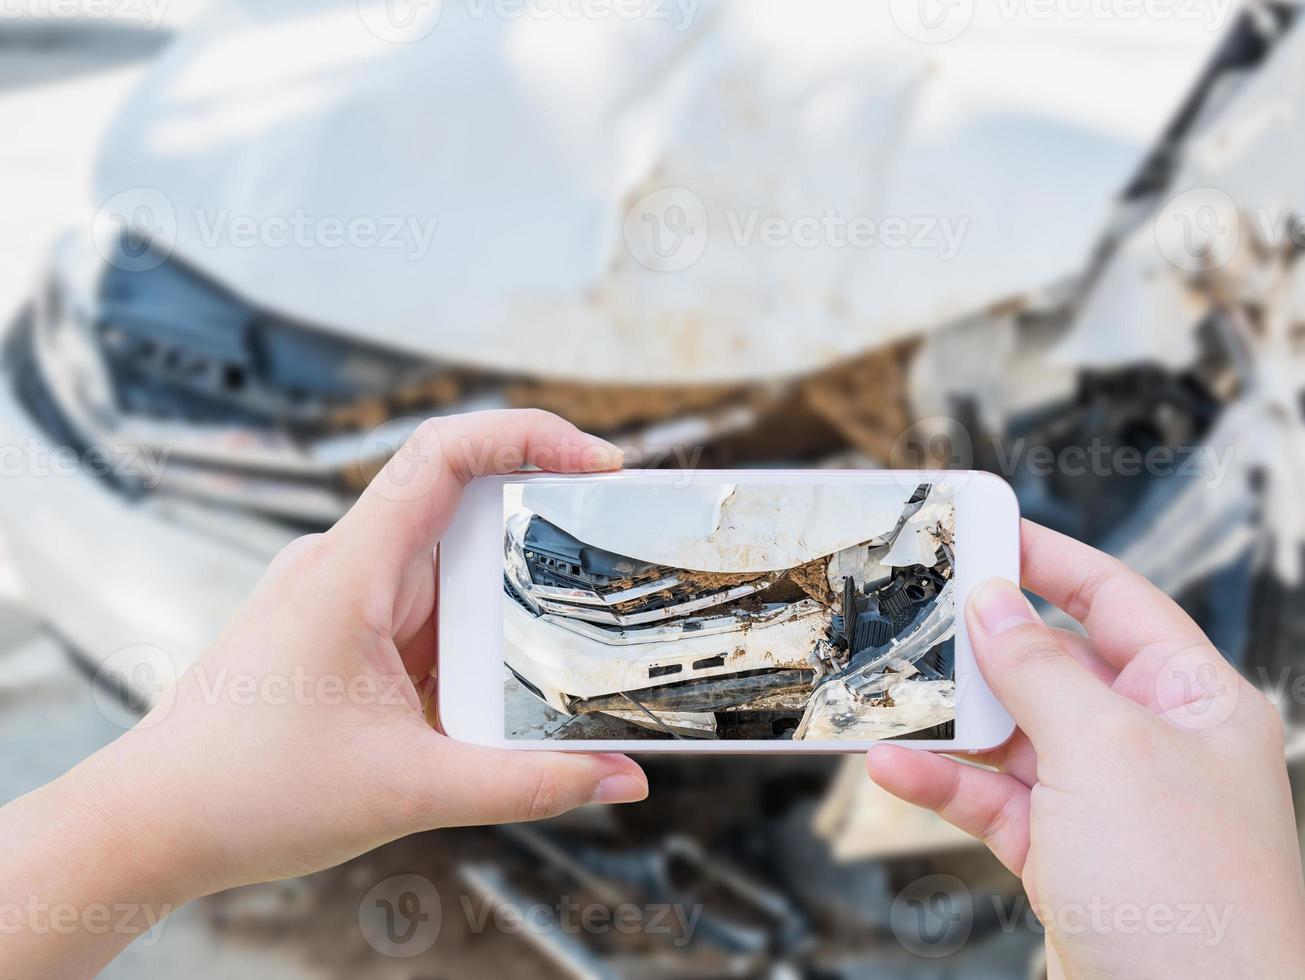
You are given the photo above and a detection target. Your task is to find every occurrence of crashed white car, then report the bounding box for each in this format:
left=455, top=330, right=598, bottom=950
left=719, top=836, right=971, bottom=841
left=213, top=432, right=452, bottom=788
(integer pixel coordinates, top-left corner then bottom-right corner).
left=2, top=0, right=1299, bottom=709
left=503, top=481, right=956, bottom=739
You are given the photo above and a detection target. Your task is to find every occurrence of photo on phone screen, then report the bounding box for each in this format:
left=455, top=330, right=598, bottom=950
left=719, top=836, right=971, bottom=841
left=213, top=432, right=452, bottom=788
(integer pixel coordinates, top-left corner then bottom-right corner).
left=502, top=481, right=955, bottom=741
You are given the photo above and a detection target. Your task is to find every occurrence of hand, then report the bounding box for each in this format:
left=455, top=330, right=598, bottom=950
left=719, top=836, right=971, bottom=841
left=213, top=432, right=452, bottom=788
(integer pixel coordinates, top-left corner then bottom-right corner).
left=0, top=410, right=648, bottom=976
left=867, top=520, right=1305, bottom=977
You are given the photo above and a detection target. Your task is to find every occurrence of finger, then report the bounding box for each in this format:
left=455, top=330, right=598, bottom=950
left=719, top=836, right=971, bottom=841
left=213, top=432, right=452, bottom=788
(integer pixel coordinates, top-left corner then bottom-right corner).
left=1049, top=625, right=1118, bottom=685
left=1020, top=520, right=1210, bottom=670
left=397, top=614, right=437, bottom=679
left=333, top=410, right=623, bottom=574
left=866, top=744, right=1030, bottom=875
left=963, top=731, right=1037, bottom=787
left=416, top=739, right=648, bottom=827
left=967, top=578, right=1121, bottom=756
left=966, top=628, right=1116, bottom=786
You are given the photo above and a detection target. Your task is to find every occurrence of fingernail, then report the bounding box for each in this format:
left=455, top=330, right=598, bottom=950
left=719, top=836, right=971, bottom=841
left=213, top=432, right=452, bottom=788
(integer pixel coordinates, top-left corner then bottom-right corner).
left=585, top=438, right=625, bottom=470
left=590, top=773, right=647, bottom=804
left=969, top=578, right=1037, bottom=636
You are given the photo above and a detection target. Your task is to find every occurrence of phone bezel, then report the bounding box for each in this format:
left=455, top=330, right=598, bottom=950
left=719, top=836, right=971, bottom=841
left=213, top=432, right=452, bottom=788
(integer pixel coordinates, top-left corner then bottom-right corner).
left=438, top=469, right=1017, bottom=753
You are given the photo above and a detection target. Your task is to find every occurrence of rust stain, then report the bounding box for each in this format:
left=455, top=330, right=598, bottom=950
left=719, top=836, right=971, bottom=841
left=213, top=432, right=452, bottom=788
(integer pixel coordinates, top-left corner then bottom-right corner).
left=504, top=378, right=745, bottom=431
left=785, top=556, right=833, bottom=606
left=798, top=340, right=917, bottom=463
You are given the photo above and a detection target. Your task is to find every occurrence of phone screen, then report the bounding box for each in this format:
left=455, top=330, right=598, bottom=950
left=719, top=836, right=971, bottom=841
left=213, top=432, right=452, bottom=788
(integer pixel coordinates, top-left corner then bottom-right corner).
left=502, top=480, right=956, bottom=742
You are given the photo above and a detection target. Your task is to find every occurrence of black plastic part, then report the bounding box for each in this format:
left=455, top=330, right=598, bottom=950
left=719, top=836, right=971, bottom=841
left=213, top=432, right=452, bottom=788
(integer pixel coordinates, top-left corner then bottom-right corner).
left=523, top=514, right=660, bottom=588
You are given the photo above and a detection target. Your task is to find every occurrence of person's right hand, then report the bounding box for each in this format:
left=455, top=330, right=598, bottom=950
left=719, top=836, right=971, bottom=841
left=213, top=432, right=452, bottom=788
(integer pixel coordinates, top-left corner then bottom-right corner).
left=868, top=520, right=1305, bottom=978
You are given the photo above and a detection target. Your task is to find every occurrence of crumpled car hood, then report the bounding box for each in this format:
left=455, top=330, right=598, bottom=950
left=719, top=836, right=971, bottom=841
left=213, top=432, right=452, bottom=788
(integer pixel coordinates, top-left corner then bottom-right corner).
left=521, top=482, right=917, bottom=572
left=94, top=0, right=1220, bottom=382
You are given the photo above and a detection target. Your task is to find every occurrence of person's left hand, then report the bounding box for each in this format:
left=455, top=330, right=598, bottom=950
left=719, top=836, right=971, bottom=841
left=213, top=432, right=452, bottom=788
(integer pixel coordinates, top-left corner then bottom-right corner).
left=78, top=410, right=649, bottom=903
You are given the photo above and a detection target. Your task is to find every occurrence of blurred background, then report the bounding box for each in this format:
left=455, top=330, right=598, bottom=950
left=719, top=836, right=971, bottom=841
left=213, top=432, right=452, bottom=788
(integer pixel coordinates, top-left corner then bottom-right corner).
left=4, top=0, right=1305, bottom=975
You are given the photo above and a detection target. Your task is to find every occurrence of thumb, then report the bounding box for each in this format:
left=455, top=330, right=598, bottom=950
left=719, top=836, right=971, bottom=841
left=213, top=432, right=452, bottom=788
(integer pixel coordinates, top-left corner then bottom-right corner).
left=965, top=578, right=1121, bottom=757
left=414, top=738, right=648, bottom=828
left=333, top=410, right=624, bottom=579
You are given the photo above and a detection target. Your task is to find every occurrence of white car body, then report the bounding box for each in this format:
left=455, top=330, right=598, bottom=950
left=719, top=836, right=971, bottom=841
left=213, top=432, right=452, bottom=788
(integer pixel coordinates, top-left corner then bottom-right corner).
left=0, top=0, right=1263, bottom=698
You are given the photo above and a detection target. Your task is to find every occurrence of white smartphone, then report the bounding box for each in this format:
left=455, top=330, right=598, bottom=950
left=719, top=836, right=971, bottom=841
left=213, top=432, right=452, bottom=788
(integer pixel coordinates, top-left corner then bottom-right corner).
left=438, top=470, right=1017, bottom=753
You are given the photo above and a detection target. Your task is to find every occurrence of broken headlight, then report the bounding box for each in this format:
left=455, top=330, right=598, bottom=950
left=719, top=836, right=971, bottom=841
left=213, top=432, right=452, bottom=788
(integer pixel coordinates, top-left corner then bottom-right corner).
left=23, top=232, right=477, bottom=525
left=503, top=511, right=539, bottom=613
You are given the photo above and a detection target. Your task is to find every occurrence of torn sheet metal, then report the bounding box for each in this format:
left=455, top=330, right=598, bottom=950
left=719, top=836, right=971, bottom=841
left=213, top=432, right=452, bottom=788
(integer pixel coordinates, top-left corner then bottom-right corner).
left=522, top=482, right=916, bottom=572
left=1050, top=228, right=1207, bottom=371
left=882, top=502, right=952, bottom=568
left=795, top=678, right=954, bottom=741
